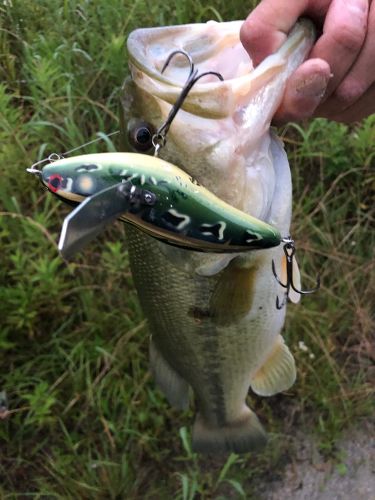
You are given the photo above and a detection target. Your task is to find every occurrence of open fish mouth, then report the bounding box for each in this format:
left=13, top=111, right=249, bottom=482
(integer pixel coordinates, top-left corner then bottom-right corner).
left=127, top=19, right=315, bottom=118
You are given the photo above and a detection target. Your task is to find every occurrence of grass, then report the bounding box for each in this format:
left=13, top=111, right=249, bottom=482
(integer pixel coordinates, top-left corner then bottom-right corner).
left=0, top=0, right=374, bottom=497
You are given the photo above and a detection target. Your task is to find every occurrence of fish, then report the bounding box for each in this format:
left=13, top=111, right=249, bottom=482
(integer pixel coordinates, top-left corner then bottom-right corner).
left=119, top=19, right=315, bottom=453
left=30, top=19, right=315, bottom=453
left=37, top=152, right=283, bottom=260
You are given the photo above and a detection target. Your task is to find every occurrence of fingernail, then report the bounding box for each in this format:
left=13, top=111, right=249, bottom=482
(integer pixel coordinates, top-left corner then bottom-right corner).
left=295, top=74, right=330, bottom=99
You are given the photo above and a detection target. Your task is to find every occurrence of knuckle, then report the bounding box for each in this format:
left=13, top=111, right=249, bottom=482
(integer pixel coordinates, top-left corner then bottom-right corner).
left=275, top=98, right=316, bottom=123
left=239, top=20, right=249, bottom=47
left=334, top=79, right=367, bottom=106
left=330, top=23, right=366, bottom=52
left=240, top=20, right=260, bottom=49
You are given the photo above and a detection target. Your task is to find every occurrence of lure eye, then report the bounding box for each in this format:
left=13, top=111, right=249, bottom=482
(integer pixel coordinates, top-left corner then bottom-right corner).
left=48, top=174, right=63, bottom=192
left=128, top=120, right=155, bottom=152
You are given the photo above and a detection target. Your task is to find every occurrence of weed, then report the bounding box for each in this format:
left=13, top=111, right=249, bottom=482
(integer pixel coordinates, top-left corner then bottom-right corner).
left=0, top=0, right=374, bottom=497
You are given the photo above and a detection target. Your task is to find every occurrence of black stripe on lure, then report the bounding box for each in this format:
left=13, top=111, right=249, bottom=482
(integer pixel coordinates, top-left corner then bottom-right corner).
left=27, top=152, right=283, bottom=259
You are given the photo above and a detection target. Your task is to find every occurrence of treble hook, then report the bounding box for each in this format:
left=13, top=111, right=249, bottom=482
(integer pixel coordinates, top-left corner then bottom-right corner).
left=153, top=49, right=224, bottom=155
left=161, top=50, right=195, bottom=80
left=272, top=238, right=320, bottom=310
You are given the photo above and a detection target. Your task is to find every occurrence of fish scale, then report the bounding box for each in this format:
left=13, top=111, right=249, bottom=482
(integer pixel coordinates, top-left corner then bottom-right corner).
left=126, top=226, right=222, bottom=411
left=126, top=223, right=245, bottom=428
left=126, top=223, right=282, bottom=428
left=126, top=226, right=268, bottom=426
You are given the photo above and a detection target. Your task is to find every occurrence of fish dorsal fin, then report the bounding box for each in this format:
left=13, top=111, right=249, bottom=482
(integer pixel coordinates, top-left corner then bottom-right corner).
left=209, top=260, right=257, bottom=326
left=250, top=335, right=296, bottom=396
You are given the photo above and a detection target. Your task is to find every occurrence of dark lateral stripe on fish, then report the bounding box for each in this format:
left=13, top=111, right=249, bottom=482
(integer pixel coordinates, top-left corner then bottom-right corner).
left=194, top=286, right=227, bottom=427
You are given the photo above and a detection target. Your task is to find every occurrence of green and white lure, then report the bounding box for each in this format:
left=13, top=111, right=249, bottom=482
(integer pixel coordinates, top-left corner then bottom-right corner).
left=29, top=152, right=284, bottom=259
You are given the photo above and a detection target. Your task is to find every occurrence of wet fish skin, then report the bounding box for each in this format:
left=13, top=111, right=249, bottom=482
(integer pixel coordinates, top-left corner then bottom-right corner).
left=121, top=20, right=315, bottom=453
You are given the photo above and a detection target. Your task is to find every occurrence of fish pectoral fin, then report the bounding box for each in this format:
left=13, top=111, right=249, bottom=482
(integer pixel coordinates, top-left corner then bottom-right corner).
left=149, top=338, right=190, bottom=411
left=250, top=335, right=296, bottom=396
left=192, top=406, right=267, bottom=454
left=209, top=260, right=257, bottom=326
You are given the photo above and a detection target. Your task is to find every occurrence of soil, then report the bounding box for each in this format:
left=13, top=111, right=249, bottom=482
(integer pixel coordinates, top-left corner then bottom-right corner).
left=258, top=420, right=375, bottom=500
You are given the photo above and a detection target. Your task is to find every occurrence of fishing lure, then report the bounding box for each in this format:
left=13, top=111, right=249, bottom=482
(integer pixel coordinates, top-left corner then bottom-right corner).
left=28, top=152, right=283, bottom=259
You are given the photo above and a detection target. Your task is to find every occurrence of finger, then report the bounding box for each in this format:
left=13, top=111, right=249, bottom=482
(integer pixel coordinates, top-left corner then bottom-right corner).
left=240, top=0, right=309, bottom=66
left=317, top=81, right=375, bottom=122
left=272, top=58, right=331, bottom=124
left=317, top=0, right=375, bottom=115
left=310, top=0, right=369, bottom=99
left=240, top=0, right=330, bottom=66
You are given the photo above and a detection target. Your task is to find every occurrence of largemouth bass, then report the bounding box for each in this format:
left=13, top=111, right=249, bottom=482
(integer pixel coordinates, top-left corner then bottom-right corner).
left=119, top=19, right=315, bottom=453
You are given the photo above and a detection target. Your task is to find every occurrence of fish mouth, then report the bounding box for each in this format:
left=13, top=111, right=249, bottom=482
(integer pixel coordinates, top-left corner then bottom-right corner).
left=128, top=21, right=247, bottom=84
left=127, top=20, right=315, bottom=118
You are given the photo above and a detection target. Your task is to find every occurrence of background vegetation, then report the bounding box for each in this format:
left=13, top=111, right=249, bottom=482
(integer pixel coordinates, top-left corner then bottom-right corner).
left=0, top=0, right=373, bottom=497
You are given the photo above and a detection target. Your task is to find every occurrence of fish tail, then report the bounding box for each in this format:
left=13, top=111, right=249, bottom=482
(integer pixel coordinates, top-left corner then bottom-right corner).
left=192, top=407, right=267, bottom=454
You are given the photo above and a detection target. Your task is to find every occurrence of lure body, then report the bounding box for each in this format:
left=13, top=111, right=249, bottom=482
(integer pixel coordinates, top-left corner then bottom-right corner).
left=41, top=152, right=281, bottom=255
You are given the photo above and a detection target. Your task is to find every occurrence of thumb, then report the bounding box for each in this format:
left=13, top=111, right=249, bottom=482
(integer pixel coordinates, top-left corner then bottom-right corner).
left=273, top=58, right=331, bottom=124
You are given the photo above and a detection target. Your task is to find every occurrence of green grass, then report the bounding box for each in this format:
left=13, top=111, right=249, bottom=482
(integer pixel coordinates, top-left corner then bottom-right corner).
left=0, top=0, right=374, bottom=497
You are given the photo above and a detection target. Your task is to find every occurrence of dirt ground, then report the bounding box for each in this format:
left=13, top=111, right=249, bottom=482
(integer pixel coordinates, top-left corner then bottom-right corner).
left=258, top=420, right=374, bottom=500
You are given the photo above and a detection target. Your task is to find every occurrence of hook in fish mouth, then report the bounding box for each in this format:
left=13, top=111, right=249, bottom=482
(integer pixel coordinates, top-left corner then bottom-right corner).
left=152, top=49, right=224, bottom=155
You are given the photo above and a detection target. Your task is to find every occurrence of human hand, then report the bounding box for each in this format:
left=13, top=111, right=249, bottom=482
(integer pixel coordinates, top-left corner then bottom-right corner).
left=240, top=0, right=375, bottom=123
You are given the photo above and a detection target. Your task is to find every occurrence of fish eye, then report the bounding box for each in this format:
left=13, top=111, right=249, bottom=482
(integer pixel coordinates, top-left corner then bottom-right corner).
left=128, top=120, right=155, bottom=152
